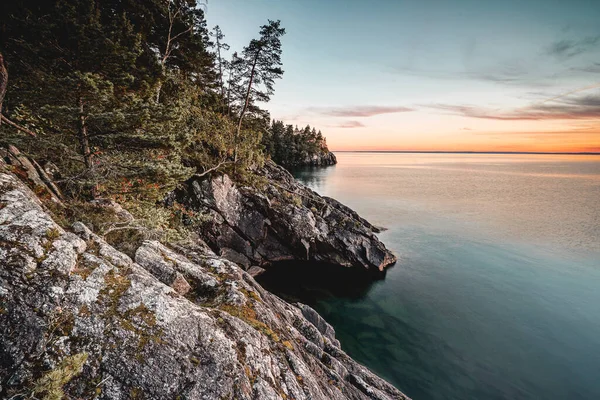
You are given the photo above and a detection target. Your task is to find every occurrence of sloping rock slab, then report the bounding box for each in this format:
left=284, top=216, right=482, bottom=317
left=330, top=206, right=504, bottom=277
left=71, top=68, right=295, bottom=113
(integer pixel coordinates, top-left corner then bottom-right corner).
left=170, top=161, right=396, bottom=272
left=0, top=168, right=409, bottom=400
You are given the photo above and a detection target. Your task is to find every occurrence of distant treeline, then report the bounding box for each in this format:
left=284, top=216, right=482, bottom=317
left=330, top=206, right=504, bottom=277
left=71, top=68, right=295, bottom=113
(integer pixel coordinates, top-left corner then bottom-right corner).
left=262, top=121, right=331, bottom=167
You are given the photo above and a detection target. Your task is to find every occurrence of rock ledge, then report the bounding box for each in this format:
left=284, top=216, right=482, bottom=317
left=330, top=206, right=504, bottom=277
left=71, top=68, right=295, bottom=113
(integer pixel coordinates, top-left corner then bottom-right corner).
left=171, top=161, right=397, bottom=272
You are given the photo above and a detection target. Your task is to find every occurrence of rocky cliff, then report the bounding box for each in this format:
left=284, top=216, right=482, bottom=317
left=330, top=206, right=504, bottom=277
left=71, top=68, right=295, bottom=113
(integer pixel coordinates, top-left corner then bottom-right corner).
left=0, top=158, right=408, bottom=399
left=278, top=151, right=337, bottom=169
left=169, top=161, right=396, bottom=272
left=299, top=151, right=337, bottom=167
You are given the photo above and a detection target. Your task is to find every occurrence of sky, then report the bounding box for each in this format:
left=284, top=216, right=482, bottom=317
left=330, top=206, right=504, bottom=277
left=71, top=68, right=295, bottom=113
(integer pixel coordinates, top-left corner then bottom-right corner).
left=205, top=0, right=600, bottom=152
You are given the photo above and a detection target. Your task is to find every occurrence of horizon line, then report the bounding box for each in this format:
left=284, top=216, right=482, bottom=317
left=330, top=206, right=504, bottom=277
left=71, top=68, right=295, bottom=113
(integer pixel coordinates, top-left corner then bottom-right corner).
left=330, top=150, right=600, bottom=155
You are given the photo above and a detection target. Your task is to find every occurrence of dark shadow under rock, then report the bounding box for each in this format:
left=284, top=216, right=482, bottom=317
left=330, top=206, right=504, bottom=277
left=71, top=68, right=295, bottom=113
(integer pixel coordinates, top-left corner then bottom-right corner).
left=256, top=260, right=391, bottom=305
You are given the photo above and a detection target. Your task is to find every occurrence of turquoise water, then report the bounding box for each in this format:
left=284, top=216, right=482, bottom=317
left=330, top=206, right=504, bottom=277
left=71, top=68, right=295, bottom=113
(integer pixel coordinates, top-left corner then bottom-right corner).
left=260, top=153, right=600, bottom=400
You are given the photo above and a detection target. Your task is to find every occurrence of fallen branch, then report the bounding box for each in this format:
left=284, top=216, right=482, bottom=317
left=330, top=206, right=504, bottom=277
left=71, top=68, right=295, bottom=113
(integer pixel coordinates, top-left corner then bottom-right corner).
left=1, top=114, right=37, bottom=137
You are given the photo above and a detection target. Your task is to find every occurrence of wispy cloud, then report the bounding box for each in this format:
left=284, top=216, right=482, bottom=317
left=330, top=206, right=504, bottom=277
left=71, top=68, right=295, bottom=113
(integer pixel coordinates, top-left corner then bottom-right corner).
left=393, top=34, right=600, bottom=88
left=473, top=128, right=600, bottom=137
left=333, top=121, right=366, bottom=128
left=573, top=63, right=600, bottom=74
left=392, top=64, right=553, bottom=87
left=308, top=105, right=413, bottom=117
left=424, top=92, right=600, bottom=121
left=546, top=36, right=600, bottom=59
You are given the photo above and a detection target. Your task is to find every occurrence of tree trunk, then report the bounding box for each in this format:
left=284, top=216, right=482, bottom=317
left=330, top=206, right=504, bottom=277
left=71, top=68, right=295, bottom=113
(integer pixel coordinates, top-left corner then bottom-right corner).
left=155, top=64, right=165, bottom=103
left=78, top=95, right=96, bottom=198
left=78, top=96, right=92, bottom=169
left=226, top=64, right=233, bottom=117
left=0, top=53, right=8, bottom=126
left=0, top=115, right=37, bottom=137
left=234, top=51, right=259, bottom=165
left=216, top=37, right=226, bottom=114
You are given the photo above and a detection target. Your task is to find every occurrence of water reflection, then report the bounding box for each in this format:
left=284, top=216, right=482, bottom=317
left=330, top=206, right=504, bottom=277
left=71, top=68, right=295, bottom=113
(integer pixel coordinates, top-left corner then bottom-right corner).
left=271, top=153, right=600, bottom=400
left=289, top=164, right=336, bottom=192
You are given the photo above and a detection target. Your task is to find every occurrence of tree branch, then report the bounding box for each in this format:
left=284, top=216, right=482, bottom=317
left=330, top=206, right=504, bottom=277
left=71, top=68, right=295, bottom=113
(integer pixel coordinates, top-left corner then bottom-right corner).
left=1, top=114, right=37, bottom=137
left=193, top=160, right=232, bottom=178
left=170, top=26, right=194, bottom=45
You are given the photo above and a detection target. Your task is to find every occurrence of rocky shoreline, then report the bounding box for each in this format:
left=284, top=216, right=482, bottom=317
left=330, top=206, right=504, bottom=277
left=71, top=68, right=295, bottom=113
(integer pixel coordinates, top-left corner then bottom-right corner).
left=0, top=152, right=407, bottom=400
left=169, top=160, right=396, bottom=273
left=300, top=151, right=337, bottom=167
left=281, top=151, right=337, bottom=168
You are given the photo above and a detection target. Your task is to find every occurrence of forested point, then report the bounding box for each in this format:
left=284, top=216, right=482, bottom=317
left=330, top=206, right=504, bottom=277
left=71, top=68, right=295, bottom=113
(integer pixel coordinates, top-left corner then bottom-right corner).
left=263, top=121, right=334, bottom=167
left=0, top=0, right=334, bottom=207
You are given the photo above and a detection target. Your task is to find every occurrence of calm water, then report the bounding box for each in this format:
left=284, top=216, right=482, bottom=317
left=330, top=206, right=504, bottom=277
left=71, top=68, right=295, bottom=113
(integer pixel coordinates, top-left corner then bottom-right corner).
left=259, top=153, right=600, bottom=400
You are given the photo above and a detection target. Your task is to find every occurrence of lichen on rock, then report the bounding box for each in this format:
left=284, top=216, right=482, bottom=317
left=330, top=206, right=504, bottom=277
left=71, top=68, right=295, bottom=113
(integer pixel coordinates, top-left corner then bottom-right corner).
left=0, top=166, right=409, bottom=399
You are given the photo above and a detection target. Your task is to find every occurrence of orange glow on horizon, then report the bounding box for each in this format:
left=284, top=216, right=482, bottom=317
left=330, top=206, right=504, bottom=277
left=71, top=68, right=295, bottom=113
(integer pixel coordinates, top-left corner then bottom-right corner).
left=320, top=116, right=600, bottom=154
left=329, top=129, right=600, bottom=153
left=276, top=103, right=600, bottom=154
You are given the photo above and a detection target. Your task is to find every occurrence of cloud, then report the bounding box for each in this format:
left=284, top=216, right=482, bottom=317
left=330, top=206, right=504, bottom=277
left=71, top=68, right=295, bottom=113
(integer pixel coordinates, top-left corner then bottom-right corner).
left=392, top=35, right=600, bottom=88
left=308, top=105, right=413, bottom=117
left=472, top=126, right=600, bottom=136
left=546, top=36, right=600, bottom=59
left=424, top=92, right=600, bottom=121
left=392, top=64, right=553, bottom=88
left=332, top=121, right=366, bottom=128
left=278, top=114, right=302, bottom=122
left=469, top=63, right=531, bottom=83
left=575, top=63, right=600, bottom=74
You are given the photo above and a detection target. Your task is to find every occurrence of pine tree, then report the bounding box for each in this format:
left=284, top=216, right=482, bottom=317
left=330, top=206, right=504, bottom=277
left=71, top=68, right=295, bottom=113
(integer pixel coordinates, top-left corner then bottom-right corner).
left=211, top=25, right=230, bottom=113
left=0, top=0, right=196, bottom=199
left=233, top=20, right=286, bottom=163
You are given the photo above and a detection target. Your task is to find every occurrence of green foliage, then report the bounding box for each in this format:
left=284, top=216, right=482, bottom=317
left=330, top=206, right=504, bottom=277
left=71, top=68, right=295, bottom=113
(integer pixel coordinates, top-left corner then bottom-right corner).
left=235, top=20, right=286, bottom=107
left=0, top=0, right=327, bottom=218
left=229, top=20, right=285, bottom=163
left=32, top=353, right=88, bottom=400
left=262, top=121, right=331, bottom=167
left=0, top=0, right=217, bottom=200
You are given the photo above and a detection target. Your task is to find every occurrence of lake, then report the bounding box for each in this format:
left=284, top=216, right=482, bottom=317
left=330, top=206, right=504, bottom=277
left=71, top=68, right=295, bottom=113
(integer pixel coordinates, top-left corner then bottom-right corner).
left=257, top=152, right=600, bottom=400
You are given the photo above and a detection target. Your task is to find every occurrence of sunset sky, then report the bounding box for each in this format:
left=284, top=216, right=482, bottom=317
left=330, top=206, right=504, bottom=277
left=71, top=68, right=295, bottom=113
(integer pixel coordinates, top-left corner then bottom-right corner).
left=207, top=0, right=600, bottom=153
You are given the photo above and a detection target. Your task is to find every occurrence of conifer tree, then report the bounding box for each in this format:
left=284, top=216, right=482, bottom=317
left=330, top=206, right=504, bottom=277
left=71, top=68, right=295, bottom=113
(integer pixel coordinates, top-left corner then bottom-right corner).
left=211, top=25, right=230, bottom=113
left=0, top=0, right=194, bottom=198
left=233, top=20, right=286, bottom=163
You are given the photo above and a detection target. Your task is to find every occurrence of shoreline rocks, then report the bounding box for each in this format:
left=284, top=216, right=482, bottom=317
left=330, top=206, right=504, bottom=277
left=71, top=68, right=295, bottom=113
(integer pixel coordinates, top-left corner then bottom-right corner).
left=0, top=165, right=410, bottom=399
left=278, top=151, right=337, bottom=169
left=298, top=151, right=337, bottom=167
left=169, top=160, right=397, bottom=272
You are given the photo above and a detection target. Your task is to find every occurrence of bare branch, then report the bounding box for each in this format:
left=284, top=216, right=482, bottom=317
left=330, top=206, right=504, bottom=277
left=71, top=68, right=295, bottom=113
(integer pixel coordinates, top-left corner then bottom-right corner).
left=193, top=160, right=232, bottom=178
left=1, top=114, right=37, bottom=137
left=170, top=26, right=193, bottom=44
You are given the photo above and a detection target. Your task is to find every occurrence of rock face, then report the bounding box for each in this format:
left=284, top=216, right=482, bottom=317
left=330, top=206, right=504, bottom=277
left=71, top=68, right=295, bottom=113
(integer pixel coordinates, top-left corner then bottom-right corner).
left=298, top=151, right=337, bottom=167
left=279, top=151, right=337, bottom=168
left=170, top=161, right=396, bottom=272
left=0, top=144, right=64, bottom=205
left=0, top=166, right=409, bottom=399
